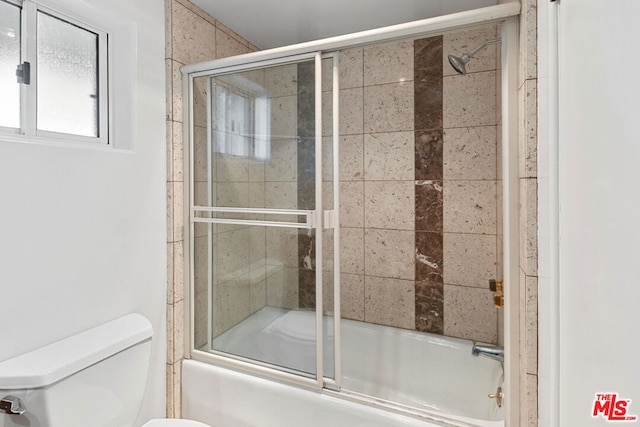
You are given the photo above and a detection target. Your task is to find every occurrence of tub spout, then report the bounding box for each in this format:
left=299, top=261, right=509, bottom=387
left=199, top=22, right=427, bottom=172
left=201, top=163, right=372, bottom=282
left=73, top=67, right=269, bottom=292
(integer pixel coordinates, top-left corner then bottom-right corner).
left=472, top=343, right=504, bottom=362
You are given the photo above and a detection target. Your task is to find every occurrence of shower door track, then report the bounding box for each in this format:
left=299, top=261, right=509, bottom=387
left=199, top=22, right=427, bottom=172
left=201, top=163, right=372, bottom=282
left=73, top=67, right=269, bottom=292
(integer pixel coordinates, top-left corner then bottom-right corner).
left=181, top=4, right=520, bottom=76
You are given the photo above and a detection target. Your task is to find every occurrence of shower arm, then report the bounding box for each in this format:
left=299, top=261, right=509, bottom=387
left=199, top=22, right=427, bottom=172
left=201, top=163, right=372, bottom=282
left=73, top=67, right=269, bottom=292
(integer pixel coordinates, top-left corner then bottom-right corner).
left=466, top=38, right=501, bottom=58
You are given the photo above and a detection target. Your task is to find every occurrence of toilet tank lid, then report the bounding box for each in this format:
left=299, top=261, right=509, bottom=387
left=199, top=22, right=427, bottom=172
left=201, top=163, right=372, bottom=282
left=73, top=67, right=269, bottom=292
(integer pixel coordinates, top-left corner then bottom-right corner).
left=0, top=313, right=153, bottom=389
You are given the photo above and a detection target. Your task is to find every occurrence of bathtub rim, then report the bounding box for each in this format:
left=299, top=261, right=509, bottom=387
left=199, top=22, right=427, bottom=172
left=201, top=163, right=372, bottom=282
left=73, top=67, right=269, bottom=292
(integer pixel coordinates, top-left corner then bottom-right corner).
left=182, top=357, right=502, bottom=427
left=188, top=310, right=505, bottom=427
left=203, top=306, right=505, bottom=423
left=195, top=306, right=505, bottom=422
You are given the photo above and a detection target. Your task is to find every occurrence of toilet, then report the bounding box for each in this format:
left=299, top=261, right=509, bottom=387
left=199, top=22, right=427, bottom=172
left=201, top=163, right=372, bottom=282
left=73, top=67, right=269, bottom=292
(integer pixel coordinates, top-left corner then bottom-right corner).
left=144, top=421, right=209, bottom=427
left=0, top=314, right=210, bottom=427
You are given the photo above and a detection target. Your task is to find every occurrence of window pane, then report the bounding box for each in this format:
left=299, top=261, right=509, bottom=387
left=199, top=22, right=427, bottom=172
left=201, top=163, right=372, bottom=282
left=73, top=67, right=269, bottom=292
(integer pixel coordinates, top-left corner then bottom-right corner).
left=0, top=0, right=21, bottom=129
left=37, top=12, right=98, bottom=137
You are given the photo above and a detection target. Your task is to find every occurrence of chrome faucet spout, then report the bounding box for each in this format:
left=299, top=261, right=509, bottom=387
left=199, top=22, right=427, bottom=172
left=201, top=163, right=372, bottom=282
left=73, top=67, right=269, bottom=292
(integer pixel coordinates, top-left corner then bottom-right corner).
left=472, top=343, right=504, bottom=362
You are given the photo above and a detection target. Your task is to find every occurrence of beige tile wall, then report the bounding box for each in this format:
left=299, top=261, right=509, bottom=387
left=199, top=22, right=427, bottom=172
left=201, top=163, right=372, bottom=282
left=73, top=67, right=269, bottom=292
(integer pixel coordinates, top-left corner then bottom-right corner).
left=338, top=29, right=501, bottom=341
left=165, top=0, right=258, bottom=418
left=441, top=26, right=500, bottom=344
left=517, top=0, right=539, bottom=425
left=338, top=41, right=418, bottom=329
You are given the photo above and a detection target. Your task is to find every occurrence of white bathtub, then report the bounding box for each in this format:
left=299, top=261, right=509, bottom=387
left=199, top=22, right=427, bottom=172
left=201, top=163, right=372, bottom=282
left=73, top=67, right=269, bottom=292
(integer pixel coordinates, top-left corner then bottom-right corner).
left=183, top=307, right=504, bottom=427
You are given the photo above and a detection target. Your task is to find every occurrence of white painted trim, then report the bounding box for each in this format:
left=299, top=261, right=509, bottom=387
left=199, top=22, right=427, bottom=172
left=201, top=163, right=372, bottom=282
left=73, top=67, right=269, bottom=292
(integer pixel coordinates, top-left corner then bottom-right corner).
left=537, top=1, right=560, bottom=426
left=501, top=18, right=520, bottom=427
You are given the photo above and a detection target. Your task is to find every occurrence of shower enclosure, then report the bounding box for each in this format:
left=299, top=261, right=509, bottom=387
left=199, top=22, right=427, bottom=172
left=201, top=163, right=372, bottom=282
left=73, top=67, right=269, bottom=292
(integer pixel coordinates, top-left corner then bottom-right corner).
left=183, top=4, right=520, bottom=426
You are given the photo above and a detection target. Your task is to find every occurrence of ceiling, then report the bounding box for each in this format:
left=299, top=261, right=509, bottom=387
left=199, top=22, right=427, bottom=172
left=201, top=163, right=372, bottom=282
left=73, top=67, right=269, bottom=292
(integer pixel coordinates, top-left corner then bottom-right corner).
left=189, top=0, right=497, bottom=50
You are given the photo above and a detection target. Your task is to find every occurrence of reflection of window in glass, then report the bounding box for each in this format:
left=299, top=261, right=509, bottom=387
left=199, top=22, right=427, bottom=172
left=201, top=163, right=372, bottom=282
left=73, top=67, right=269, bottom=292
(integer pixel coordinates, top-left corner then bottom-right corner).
left=37, top=11, right=98, bottom=137
left=0, top=0, right=21, bottom=129
left=212, top=77, right=270, bottom=162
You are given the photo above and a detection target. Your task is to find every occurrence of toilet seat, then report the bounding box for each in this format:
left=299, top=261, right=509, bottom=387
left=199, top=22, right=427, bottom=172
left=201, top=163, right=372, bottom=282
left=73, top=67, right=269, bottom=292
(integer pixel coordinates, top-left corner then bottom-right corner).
left=143, top=419, right=211, bottom=427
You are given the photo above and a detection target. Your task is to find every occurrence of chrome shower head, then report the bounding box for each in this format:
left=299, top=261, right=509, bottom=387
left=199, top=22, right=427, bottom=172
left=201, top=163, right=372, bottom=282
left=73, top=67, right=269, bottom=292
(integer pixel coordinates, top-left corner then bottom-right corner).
left=447, top=38, right=501, bottom=75
left=448, top=53, right=471, bottom=75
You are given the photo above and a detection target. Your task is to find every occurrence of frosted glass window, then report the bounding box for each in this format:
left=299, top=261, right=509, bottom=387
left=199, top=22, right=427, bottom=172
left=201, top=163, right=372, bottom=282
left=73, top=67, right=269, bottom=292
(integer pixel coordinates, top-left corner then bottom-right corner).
left=37, top=11, right=98, bottom=137
left=0, top=0, right=21, bottom=129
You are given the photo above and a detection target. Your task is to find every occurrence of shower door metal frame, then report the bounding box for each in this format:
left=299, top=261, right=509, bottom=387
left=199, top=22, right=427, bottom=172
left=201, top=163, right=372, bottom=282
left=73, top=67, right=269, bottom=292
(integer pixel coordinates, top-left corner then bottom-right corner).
left=183, top=51, right=342, bottom=391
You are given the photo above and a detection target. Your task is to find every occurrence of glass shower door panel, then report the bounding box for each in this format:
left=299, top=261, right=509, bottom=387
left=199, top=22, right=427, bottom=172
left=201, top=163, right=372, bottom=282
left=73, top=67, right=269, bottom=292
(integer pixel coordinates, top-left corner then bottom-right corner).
left=192, top=56, right=329, bottom=379
left=210, top=225, right=317, bottom=375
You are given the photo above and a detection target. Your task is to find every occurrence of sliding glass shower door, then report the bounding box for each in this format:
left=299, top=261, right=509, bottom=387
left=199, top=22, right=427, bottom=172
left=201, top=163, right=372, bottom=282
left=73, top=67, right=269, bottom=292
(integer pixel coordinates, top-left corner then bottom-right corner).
left=188, top=52, right=340, bottom=386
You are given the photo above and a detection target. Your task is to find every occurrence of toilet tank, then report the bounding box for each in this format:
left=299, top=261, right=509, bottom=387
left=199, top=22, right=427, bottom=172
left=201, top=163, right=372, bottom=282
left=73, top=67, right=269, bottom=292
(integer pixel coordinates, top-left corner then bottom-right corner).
left=0, top=314, right=153, bottom=427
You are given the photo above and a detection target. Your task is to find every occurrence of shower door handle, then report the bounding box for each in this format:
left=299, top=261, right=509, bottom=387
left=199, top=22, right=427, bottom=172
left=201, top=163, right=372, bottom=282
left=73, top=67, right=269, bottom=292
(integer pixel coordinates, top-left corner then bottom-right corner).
left=192, top=207, right=317, bottom=229
left=323, top=210, right=336, bottom=229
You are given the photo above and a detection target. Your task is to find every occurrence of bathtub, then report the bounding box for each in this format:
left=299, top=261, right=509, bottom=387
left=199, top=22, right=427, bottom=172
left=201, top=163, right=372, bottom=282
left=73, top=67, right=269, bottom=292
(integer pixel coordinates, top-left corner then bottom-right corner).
left=183, top=307, right=504, bottom=427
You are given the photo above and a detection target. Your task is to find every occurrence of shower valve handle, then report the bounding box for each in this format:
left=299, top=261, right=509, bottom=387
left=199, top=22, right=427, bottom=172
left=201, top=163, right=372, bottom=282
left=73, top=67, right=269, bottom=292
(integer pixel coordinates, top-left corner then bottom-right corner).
left=488, top=387, right=504, bottom=408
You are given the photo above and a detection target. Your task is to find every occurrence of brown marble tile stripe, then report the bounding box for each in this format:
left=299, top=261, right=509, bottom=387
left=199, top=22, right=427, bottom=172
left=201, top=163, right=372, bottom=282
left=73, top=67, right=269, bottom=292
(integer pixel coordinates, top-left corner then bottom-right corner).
left=297, top=61, right=316, bottom=309
left=414, top=36, right=444, bottom=334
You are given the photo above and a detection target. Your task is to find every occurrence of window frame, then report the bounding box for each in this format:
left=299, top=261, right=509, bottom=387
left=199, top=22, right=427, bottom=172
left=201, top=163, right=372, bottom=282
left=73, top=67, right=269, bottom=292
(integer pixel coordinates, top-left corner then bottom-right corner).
left=1, top=0, right=110, bottom=145
left=0, top=0, right=23, bottom=134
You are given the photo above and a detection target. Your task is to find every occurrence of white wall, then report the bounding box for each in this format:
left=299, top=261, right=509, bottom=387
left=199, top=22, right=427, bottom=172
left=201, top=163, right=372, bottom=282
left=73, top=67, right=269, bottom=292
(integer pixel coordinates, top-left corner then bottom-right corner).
left=0, top=0, right=166, bottom=423
left=538, top=0, right=640, bottom=425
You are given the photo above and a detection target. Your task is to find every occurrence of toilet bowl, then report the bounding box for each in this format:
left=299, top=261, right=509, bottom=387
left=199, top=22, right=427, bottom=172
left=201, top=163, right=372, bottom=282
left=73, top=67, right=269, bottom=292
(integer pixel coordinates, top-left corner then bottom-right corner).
left=0, top=314, right=211, bottom=427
